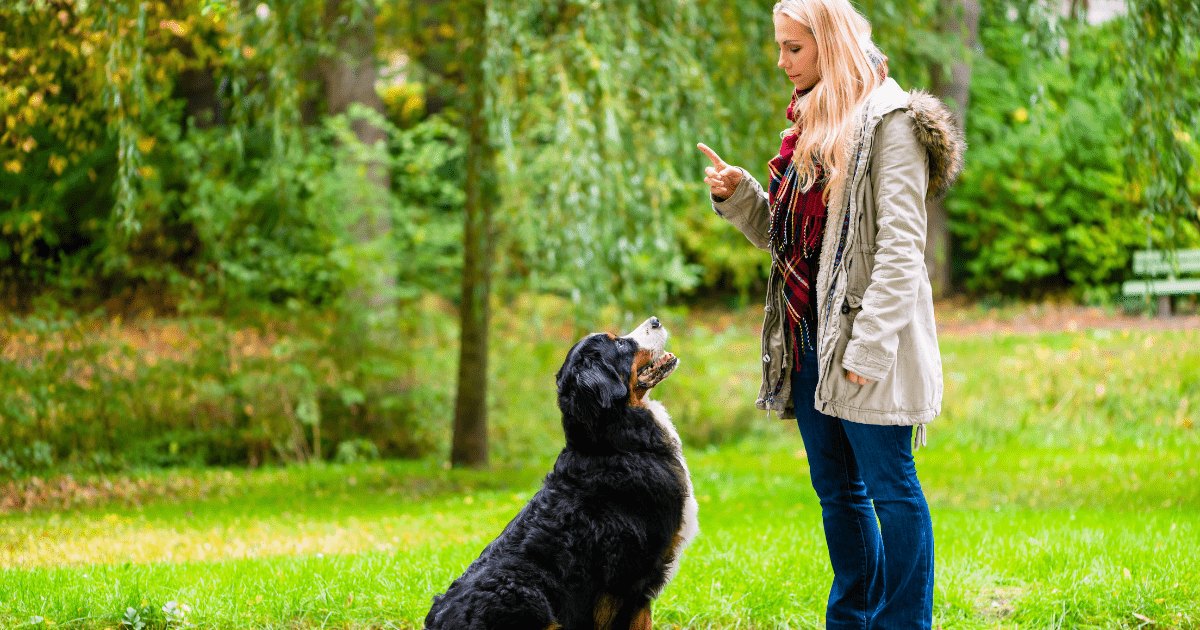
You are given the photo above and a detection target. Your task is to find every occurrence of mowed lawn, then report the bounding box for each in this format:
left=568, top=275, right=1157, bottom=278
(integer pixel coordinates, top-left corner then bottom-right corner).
left=1, top=317, right=1197, bottom=629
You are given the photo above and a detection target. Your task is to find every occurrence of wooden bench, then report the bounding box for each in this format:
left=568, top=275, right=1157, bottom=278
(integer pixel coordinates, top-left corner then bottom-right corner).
left=1122, top=249, right=1200, bottom=316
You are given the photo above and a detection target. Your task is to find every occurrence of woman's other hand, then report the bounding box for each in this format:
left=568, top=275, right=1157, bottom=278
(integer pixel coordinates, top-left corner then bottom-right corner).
left=698, top=143, right=743, bottom=201
left=846, top=371, right=874, bottom=385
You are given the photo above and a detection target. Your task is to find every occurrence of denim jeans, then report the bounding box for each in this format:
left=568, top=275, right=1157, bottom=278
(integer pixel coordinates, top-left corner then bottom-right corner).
left=792, top=347, right=934, bottom=630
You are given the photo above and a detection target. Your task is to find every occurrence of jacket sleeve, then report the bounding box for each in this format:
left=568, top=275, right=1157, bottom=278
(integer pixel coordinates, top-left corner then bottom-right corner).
left=711, top=168, right=772, bottom=252
left=842, top=111, right=929, bottom=382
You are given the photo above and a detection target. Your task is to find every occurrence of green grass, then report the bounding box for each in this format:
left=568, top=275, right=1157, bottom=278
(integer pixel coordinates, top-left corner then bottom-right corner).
left=1, top=312, right=1198, bottom=629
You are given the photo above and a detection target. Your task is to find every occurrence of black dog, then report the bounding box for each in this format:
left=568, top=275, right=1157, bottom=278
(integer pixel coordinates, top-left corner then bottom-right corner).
left=425, top=316, right=696, bottom=630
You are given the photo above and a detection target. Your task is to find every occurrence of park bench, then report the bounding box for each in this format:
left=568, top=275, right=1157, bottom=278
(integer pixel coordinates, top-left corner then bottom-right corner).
left=1121, top=248, right=1200, bottom=316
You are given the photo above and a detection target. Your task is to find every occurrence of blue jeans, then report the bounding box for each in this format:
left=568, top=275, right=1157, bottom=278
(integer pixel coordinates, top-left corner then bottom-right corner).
left=792, top=348, right=934, bottom=630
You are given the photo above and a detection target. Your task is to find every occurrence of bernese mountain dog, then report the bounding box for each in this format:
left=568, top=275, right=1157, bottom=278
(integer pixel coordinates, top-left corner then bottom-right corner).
left=424, top=316, right=698, bottom=630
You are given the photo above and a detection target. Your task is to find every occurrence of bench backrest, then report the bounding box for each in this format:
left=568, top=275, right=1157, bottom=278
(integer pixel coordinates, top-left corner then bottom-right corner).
left=1132, top=249, right=1200, bottom=277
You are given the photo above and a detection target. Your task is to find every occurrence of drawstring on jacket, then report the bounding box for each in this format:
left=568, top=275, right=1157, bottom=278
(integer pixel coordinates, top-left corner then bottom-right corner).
left=914, top=424, right=927, bottom=450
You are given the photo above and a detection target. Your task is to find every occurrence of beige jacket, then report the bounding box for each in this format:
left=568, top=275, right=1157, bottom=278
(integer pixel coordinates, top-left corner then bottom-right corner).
left=713, top=78, right=965, bottom=437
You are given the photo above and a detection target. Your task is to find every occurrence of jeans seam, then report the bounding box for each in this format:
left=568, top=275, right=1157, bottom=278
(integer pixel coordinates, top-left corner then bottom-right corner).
left=885, top=424, right=931, bottom=630
left=832, top=422, right=871, bottom=630
left=900, top=428, right=932, bottom=629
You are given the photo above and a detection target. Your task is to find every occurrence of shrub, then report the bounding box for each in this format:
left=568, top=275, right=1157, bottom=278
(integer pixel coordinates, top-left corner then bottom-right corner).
left=0, top=310, right=447, bottom=477
left=948, top=15, right=1200, bottom=300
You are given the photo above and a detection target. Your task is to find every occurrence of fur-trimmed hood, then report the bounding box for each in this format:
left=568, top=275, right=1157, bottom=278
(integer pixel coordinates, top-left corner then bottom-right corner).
left=861, top=79, right=966, bottom=202
left=905, top=90, right=967, bottom=201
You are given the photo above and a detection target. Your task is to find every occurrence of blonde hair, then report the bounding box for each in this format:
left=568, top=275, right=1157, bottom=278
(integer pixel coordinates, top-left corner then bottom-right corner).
left=773, top=0, right=883, bottom=202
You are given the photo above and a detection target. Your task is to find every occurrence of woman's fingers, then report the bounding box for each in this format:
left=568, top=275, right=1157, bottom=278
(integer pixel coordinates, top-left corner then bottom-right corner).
left=697, top=143, right=727, bottom=169
left=846, top=370, right=874, bottom=385
left=698, top=142, right=742, bottom=200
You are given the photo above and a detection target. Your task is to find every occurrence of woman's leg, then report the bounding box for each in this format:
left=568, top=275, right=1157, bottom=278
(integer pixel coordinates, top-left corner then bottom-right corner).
left=840, top=422, right=935, bottom=630
left=793, top=352, right=883, bottom=630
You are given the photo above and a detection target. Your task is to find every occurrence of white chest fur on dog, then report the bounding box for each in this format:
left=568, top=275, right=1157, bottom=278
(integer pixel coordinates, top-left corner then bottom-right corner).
left=644, top=398, right=699, bottom=592
left=623, top=317, right=700, bottom=594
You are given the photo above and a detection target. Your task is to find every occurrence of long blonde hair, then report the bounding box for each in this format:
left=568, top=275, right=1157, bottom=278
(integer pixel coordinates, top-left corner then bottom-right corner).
left=774, top=0, right=883, bottom=202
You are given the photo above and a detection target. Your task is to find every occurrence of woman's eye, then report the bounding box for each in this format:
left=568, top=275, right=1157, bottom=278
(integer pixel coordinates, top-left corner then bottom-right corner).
left=789, top=48, right=801, bottom=54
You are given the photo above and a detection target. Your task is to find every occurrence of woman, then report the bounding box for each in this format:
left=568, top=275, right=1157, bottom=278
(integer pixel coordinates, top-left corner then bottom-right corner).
left=697, top=1, right=964, bottom=628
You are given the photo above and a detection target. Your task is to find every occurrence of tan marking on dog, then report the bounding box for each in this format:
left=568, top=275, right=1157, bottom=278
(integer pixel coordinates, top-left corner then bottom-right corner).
left=628, top=348, right=654, bottom=407
left=661, top=530, right=684, bottom=564
left=593, top=593, right=620, bottom=630
left=629, top=605, right=653, bottom=630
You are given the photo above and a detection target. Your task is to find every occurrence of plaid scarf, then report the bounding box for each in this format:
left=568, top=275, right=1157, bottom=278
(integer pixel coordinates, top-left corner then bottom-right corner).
left=767, top=49, right=889, bottom=360
left=766, top=89, right=827, bottom=360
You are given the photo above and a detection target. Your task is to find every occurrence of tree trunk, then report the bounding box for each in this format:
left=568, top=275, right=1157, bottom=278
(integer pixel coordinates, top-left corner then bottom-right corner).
left=165, top=0, right=221, bottom=132
left=927, top=0, right=980, bottom=298
left=451, top=0, right=495, bottom=469
left=323, top=0, right=394, bottom=311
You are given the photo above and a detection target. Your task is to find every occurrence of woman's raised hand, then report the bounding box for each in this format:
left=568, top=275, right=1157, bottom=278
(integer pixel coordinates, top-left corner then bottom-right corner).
left=698, top=143, right=743, bottom=201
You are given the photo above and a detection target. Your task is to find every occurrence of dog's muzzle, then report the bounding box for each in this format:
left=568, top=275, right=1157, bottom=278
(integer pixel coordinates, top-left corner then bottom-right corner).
left=626, top=316, right=679, bottom=388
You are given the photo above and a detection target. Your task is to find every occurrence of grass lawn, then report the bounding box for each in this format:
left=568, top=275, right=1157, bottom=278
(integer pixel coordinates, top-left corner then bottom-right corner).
left=1, top=317, right=1197, bottom=629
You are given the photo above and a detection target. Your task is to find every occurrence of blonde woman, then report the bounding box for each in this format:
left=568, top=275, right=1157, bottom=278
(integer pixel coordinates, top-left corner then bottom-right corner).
left=698, top=0, right=964, bottom=627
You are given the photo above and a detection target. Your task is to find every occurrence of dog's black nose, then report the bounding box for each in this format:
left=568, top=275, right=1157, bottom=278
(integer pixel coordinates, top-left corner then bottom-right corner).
left=650, top=317, right=661, bottom=329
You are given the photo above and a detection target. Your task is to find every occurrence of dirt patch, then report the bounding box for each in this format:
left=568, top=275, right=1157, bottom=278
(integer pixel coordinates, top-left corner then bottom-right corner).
left=936, top=300, right=1200, bottom=336
left=974, top=585, right=1024, bottom=620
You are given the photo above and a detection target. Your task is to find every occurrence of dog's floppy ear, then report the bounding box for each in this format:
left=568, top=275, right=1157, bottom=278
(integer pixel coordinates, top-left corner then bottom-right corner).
left=556, top=337, right=630, bottom=431
left=565, top=359, right=629, bottom=409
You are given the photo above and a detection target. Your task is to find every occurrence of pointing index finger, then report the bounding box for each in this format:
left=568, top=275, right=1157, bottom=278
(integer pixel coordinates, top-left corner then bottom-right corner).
left=697, top=143, right=727, bottom=169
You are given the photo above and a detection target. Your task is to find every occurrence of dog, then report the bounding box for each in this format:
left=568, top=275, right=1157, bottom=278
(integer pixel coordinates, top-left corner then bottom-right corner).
left=424, top=316, right=698, bottom=630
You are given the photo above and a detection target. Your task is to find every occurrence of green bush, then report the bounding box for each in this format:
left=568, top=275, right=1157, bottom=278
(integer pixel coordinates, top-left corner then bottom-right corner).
left=0, top=310, right=447, bottom=477
left=948, top=16, right=1200, bottom=300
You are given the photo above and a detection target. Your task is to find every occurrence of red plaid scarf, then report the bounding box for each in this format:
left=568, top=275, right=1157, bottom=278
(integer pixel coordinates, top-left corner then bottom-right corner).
left=767, top=90, right=827, bottom=360
left=768, top=49, right=889, bottom=359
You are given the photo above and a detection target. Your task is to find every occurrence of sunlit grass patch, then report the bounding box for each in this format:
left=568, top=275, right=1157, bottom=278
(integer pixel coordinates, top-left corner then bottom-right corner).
left=2, top=445, right=1197, bottom=629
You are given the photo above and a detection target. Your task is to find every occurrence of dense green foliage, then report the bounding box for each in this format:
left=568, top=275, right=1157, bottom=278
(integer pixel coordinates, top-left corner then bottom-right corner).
left=947, top=12, right=1200, bottom=299
left=0, top=310, right=447, bottom=477
left=3, top=1, right=1200, bottom=469
left=5, top=1, right=1197, bottom=311
left=1124, top=0, right=1200, bottom=230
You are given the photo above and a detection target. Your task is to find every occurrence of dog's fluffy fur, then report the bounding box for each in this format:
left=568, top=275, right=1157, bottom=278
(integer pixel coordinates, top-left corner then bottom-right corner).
left=424, top=317, right=697, bottom=630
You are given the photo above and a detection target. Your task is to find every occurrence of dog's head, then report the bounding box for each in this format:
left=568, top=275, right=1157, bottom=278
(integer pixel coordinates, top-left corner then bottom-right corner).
left=555, top=316, right=679, bottom=451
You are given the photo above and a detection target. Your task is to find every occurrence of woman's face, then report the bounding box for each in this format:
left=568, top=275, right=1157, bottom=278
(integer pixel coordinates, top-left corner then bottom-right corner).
left=774, top=13, right=820, bottom=91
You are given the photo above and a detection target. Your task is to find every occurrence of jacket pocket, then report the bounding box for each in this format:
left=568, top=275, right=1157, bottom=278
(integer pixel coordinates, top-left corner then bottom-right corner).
left=844, top=245, right=878, bottom=308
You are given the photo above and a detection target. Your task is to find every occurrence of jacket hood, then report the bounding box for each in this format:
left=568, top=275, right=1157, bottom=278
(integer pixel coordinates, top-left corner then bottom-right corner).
left=905, top=90, right=966, bottom=201
left=864, top=79, right=966, bottom=201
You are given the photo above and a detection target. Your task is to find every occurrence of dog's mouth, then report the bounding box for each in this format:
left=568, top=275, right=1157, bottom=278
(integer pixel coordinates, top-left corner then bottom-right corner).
left=636, top=350, right=678, bottom=389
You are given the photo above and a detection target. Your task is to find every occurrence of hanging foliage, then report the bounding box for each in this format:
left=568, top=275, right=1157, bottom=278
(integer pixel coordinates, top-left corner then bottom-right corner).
left=484, top=0, right=721, bottom=323
left=1123, top=0, right=1200, bottom=245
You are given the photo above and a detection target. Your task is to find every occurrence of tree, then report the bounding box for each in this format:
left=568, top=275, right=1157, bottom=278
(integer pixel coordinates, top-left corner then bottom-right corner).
left=322, top=0, right=395, bottom=313
left=450, top=0, right=496, bottom=468
left=927, top=0, right=980, bottom=298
